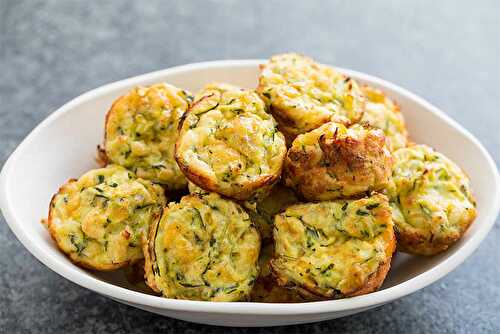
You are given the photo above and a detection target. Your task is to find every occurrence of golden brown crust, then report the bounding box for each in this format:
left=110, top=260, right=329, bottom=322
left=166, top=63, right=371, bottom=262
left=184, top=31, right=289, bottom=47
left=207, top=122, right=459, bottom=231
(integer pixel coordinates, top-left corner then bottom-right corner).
left=46, top=166, right=166, bottom=271
left=47, top=179, right=129, bottom=271
left=250, top=274, right=324, bottom=303
left=284, top=122, right=393, bottom=201
left=175, top=151, right=280, bottom=201
left=98, top=94, right=124, bottom=165
left=394, top=217, right=475, bottom=256
left=96, top=145, right=108, bottom=167
left=142, top=211, right=162, bottom=293
left=269, top=236, right=394, bottom=299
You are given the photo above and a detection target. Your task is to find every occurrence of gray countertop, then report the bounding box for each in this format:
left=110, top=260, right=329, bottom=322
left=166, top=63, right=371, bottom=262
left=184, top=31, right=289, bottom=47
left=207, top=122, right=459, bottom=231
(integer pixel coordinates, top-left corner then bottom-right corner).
left=1, top=1, right=499, bottom=333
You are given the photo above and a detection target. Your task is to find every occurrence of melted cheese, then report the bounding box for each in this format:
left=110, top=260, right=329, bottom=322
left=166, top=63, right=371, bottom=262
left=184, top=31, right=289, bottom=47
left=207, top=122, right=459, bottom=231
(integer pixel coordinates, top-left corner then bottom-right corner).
left=257, top=53, right=365, bottom=141
left=271, top=193, right=394, bottom=297
left=146, top=193, right=260, bottom=301
left=389, top=144, right=477, bottom=255
left=175, top=83, right=286, bottom=201
left=47, top=165, right=166, bottom=270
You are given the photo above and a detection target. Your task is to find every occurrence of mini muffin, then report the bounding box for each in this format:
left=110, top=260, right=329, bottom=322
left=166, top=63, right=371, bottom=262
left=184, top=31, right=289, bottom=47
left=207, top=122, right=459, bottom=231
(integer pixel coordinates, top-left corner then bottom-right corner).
left=284, top=122, right=392, bottom=201
left=103, top=83, right=193, bottom=190
left=257, top=53, right=365, bottom=143
left=143, top=192, right=260, bottom=301
left=389, top=144, right=477, bottom=255
left=243, top=184, right=299, bottom=243
left=175, top=83, right=287, bottom=201
left=250, top=244, right=319, bottom=303
left=271, top=193, right=395, bottom=299
left=47, top=165, right=166, bottom=271
left=360, top=86, right=408, bottom=152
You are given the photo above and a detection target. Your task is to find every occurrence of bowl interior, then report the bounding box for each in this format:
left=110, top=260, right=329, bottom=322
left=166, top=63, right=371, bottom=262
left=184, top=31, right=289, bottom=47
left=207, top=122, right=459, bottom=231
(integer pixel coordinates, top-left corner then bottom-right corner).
left=1, top=61, right=498, bottom=305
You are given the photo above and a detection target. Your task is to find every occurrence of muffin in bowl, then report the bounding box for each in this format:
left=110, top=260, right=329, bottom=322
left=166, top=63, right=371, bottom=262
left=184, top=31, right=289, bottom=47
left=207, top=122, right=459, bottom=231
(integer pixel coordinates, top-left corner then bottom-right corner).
left=389, top=144, right=477, bottom=255
left=103, top=83, right=192, bottom=191
left=46, top=165, right=166, bottom=271
left=271, top=193, right=395, bottom=299
left=257, top=53, right=365, bottom=143
left=284, top=121, right=392, bottom=201
left=143, top=192, right=261, bottom=301
left=175, top=83, right=286, bottom=201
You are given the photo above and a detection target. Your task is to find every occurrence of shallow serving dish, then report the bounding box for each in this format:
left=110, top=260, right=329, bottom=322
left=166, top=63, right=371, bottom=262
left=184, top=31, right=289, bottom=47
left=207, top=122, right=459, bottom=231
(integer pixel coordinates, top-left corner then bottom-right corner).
left=1, top=60, right=499, bottom=327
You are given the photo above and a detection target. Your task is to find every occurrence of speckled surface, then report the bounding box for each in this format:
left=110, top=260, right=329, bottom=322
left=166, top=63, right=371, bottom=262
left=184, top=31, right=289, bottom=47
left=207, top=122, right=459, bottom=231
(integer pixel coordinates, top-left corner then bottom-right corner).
left=0, top=1, right=499, bottom=332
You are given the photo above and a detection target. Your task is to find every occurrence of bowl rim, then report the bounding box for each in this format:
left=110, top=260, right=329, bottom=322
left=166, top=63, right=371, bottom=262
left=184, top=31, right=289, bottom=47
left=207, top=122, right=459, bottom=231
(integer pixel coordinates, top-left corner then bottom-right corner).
left=1, top=59, right=499, bottom=316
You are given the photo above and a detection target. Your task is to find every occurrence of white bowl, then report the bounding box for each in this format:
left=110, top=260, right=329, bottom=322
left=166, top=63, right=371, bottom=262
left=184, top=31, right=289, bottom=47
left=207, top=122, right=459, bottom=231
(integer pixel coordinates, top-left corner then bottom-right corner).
left=1, top=60, right=499, bottom=327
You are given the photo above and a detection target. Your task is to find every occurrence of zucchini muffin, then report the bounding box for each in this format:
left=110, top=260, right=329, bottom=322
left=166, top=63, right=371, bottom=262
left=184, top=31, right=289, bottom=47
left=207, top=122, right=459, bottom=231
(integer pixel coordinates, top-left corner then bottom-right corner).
left=257, top=53, right=365, bottom=143
left=390, top=144, right=477, bottom=255
left=271, top=193, right=395, bottom=298
left=175, top=83, right=286, bottom=201
left=143, top=192, right=260, bottom=301
left=103, top=83, right=193, bottom=190
left=284, top=122, right=392, bottom=201
left=47, top=165, right=166, bottom=270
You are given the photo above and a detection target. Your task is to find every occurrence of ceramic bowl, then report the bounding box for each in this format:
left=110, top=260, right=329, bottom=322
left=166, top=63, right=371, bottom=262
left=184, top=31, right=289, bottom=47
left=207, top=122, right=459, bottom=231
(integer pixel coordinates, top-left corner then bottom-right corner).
left=1, top=60, right=498, bottom=327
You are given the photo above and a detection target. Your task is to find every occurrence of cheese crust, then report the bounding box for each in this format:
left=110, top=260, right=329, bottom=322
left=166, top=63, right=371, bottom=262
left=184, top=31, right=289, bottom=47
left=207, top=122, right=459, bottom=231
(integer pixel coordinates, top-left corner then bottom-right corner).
left=257, top=53, right=365, bottom=143
left=271, top=193, right=395, bottom=298
left=143, top=193, right=260, bottom=301
left=104, top=83, right=192, bottom=190
left=47, top=165, right=166, bottom=270
left=284, top=122, right=393, bottom=201
left=360, top=86, right=408, bottom=152
left=389, top=144, right=477, bottom=255
left=175, top=83, right=287, bottom=201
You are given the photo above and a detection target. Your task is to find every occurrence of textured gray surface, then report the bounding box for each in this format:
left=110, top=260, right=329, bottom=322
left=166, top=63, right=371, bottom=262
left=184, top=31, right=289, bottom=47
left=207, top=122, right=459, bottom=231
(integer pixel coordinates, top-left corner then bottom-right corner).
left=0, top=0, right=499, bottom=333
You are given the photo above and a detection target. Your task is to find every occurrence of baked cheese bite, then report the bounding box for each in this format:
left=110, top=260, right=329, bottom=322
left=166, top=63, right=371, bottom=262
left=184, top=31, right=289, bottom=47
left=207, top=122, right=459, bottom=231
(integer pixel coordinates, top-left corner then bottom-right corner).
left=389, top=144, right=477, bottom=255
left=257, top=53, right=365, bottom=143
left=47, top=165, right=166, bottom=271
left=284, top=122, right=392, bottom=201
left=143, top=192, right=260, bottom=301
left=250, top=244, right=319, bottom=303
left=271, top=193, right=395, bottom=299
left=103, top=83, right=193, bottom=190
left=175, top=83, right=287, bottom=201
left=360, top=86, right=408, bottom=152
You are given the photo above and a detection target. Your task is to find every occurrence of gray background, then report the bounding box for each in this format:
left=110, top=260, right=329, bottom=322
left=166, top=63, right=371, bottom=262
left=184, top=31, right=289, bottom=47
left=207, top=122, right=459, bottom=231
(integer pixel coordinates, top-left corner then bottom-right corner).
left=1, top=0, right=499, bottom=333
